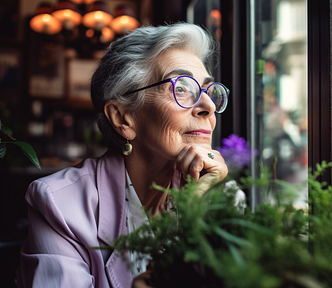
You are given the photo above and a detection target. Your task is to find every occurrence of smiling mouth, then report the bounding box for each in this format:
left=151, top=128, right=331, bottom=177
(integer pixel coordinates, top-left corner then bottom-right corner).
left=185, top=130, right=212, bottom=137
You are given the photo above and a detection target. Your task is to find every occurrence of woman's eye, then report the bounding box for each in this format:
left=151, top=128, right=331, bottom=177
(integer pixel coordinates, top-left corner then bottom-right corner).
left=175, top=87, right=185, bottom=93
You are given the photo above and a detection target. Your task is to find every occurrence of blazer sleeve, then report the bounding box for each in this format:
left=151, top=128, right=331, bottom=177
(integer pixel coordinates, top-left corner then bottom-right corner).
left=17, top=180, right=96, bottom=288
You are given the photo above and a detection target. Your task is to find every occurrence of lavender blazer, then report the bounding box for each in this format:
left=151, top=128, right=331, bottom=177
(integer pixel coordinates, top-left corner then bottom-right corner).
left=17, top=152, right=132, bottom=288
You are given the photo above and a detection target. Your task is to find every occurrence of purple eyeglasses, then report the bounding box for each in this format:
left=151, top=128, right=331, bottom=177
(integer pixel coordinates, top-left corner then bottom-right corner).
left=124, top=75, right=229, bottom=113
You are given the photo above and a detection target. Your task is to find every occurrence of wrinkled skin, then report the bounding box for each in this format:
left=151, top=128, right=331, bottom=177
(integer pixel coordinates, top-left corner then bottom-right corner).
left=104, top=48, right=228, bottom=288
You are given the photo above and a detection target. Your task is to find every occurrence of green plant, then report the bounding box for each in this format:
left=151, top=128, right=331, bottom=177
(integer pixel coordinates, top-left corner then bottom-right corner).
left=108, top=162, right=332, bottom=288
left=0, top=120, right=41, bottom=169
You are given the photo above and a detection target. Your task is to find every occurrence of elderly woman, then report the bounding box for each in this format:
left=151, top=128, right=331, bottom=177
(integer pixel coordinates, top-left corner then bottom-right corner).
left=17, top=23, right=229, bottom=288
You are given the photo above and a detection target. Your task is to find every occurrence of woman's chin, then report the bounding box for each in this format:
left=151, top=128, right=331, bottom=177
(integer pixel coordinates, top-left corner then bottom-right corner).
left=180, top=141, right=212, bottom=151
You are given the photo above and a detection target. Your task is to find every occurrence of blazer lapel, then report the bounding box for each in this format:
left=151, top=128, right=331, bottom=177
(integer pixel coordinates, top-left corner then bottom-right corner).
left=97, top=151, right=126, bottom=244
left=96, top=151, right=132, bottom=287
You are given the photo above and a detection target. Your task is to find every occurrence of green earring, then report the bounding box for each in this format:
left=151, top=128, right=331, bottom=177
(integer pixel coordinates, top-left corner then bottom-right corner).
left=122, top=139, right=132, bottom=156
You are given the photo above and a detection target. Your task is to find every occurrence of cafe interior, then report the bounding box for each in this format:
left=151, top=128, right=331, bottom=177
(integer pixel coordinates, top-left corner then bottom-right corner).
left=1, top=0, right=329, bottom=287
left=0, top=0, right=222, bottom=286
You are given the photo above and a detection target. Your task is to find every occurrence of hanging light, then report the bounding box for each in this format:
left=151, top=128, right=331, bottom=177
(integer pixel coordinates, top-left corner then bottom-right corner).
left=110, top=4, right=139, bottom=34
left=52, top=0, right=82, bottom=30
left=29, top=2, right=62, bottom=35
left=82, top=1, right=112, bottom=30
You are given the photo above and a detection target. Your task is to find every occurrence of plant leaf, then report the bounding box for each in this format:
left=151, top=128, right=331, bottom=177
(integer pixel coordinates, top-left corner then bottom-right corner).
left=0, top=143, right=6, bottom=158
left=227, top=243, right=245, bottom=268
left=220, top=219, right=274, bottom=235
left=1, top=125, right=13, bottom=137
left=10, top=141, right=41, bottom=169
left=0, top=129, right=15, bottom=141
left=213, top=226, right=252, bottom=247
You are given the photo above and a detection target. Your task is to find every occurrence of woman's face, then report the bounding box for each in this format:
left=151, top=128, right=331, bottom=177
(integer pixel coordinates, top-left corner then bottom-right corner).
left=132, top=48, right=216, bottom=163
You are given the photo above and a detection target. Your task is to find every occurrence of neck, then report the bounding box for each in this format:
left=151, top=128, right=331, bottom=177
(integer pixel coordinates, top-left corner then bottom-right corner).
left=124, top=153, right=175, bottom=215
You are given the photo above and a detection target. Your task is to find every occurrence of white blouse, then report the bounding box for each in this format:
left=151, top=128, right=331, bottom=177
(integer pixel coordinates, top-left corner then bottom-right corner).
left=125, top=170, right=153, bottom=278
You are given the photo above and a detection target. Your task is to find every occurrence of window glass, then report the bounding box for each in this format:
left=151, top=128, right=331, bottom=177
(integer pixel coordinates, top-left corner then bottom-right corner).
left=250, top=0, right=307, bottom=209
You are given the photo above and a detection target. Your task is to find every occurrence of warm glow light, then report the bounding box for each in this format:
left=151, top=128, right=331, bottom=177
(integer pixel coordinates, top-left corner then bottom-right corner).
left=215, top=28, right=222, bottom=40
left=110, top=5, right=139, bottom=34
left=111, top=15, right=139, bottom=34
left=209, top=9, right=221, bottom=28
left=30, top=13, right=62, bottom=34
left=95, top=11, right=102, bottom=19
left=70, top=0, right=96, bottom=4
left=100, top=26, right=115, bottom=42
left=82, top=1, right=112, bottom=30
left=82, top=11, right=113, bottom=30
left=120, top=16, right=129, bottom=24
left=86, top=29, right=94, bottom=37
left=52, top=2, right=82, bottom=29
left=42, top=14, right=51, bottom=22
left=63, top=10, right=71, bottom=17
left=102, top=27, right=110, bottom=36
left=211, top=9, right=221, bottom=20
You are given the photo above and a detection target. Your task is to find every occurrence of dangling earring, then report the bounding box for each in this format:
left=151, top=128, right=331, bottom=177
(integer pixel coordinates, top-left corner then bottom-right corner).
left=122, top=139, right=132, bottom=156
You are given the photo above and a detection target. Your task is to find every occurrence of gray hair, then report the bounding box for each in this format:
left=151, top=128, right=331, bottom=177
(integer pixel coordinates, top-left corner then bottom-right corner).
left=91, top=22, right=217, bottom=153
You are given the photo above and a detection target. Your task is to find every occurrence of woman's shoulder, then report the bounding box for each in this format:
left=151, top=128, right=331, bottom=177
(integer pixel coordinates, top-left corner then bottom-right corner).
left=27, top=158, right=94, bottom=196
left=26, top=151, right=125, bottom=210
left=37, top=157, right=99, bottom=190
left=26, top=157, right=100, bottom=212
left=25, top=152, right=127, bottom=244
left=25, top=157, right=107, bottom=236
left=24, top=158, right=103, bottom=250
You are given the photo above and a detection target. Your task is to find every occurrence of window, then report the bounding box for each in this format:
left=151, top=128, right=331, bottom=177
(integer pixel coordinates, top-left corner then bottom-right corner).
left=250, top=0, right=308, bottom=209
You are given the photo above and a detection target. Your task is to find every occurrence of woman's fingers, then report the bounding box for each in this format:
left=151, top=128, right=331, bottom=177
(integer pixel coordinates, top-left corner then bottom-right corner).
left=176, top=146, right=202, bottom=180
left=188, top=155, right=205, bottom=180
left=176, top=146, right=228, bottom=185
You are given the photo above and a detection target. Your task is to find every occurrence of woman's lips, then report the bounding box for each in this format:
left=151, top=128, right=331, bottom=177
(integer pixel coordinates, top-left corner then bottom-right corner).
left=185, top=130, right=212, bottom=137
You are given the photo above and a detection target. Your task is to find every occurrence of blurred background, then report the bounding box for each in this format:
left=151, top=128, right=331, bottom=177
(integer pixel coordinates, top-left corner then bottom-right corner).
left=0, top=0, right=325, bottom=287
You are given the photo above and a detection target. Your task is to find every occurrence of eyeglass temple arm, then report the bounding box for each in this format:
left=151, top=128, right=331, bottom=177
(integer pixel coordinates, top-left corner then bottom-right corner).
left=124, top=78, right=171, bottom=96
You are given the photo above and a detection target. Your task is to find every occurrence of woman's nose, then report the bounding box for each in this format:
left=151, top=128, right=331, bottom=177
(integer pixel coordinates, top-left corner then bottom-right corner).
left=192, top=91, right=215, bottom=117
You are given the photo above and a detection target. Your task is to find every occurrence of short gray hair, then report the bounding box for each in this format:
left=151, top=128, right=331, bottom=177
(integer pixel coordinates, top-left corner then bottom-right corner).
left=91, top=22, right=217, bottom=153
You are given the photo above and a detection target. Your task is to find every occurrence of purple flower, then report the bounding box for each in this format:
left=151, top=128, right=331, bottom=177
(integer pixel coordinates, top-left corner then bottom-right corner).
left=217, top=134, right=257, bottom=171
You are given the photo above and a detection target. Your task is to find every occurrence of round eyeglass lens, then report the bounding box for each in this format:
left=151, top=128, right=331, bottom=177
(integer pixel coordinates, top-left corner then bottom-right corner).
left=207, top=84, right=228, bottom=112
left=173, top=76, right=200, bottom=108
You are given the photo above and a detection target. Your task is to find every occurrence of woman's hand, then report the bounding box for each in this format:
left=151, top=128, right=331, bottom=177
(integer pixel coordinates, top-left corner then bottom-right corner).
left=132, top=271, right=154, bottom=288
left=176, top=146, right=228, bottom=195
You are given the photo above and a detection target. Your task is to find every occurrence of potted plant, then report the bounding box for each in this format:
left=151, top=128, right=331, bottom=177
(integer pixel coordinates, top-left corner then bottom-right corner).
left=108, top=159, right=332, bottom=288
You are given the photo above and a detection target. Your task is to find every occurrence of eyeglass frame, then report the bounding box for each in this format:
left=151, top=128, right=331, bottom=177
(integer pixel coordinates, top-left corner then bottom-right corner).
left=123, top=75, right=230, bottom=113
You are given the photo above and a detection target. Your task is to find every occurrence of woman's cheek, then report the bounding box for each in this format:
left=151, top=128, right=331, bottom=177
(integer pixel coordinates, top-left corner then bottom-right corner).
left=210, top=114, right=217, bottom=131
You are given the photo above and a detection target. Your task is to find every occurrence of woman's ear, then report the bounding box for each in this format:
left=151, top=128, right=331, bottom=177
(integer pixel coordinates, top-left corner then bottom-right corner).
left=104, top=100, right=136, bottom=140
